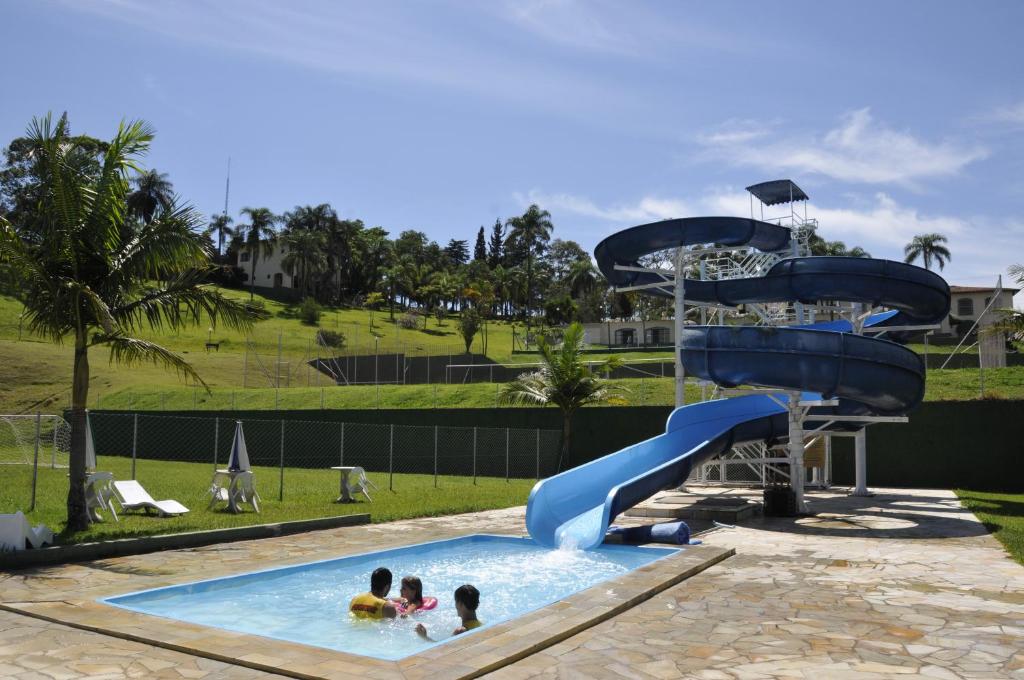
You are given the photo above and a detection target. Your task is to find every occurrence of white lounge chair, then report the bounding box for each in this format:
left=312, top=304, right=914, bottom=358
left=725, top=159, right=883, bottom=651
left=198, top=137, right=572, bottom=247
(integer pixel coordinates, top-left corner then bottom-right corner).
left=0, top=512, right=54, bottom=551
left=112, top=480, right=189, bottom=517
left=347, top=466, right=375, bottom=502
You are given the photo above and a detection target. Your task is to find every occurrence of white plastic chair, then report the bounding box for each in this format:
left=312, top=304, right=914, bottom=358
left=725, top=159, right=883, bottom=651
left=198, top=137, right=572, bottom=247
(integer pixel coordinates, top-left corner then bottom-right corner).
left=231, top=470, right=261, bottom=514
left=84, top=471, right=118, bottom=522
left=210, top=470, right=261, bottom=513
left=112, top=480, right=189, bottom=517
left=347, top=466, right=375, bottom=502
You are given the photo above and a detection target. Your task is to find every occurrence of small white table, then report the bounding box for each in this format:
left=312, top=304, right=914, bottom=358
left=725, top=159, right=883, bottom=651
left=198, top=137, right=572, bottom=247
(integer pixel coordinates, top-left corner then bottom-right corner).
left=331, top=466, right=356, bottom=503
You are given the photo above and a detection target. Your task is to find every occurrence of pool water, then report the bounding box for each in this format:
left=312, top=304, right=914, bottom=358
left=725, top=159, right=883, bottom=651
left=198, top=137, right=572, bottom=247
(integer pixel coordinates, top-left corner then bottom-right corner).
left=104, top=534, right=678, bottom=661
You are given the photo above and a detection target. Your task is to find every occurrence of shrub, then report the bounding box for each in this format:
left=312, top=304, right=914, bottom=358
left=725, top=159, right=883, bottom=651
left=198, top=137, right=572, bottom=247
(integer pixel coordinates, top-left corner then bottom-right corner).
left=299, top=297, right=321, bottom=326
left=316, top=329, right=345, bottom=348
left=458, top=308, right=481, bottom=353
left=399, top=311, right=421, bottom=329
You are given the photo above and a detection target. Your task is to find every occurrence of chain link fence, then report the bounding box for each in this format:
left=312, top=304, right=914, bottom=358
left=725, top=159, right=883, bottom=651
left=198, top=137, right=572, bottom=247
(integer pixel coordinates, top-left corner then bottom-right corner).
left=2, top=412, right=561, bottom=515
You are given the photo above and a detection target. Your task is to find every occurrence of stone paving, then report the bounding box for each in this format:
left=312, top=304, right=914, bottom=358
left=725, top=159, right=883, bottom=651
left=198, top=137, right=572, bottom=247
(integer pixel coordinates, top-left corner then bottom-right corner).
left=487, top=488, right=1024, bottom=679
left=0, top=488, right=1022, bottom=679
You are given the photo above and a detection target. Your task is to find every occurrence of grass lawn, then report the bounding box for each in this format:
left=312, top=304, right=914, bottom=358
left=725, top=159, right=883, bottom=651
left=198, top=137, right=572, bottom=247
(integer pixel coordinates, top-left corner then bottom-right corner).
left=3, top=455, right=536, bottom=545
left=955, top=490, right=1024, bottom=565
left=86, top=369, right=1024, bottom=411
left=1, top=286, right=1022, bottom=414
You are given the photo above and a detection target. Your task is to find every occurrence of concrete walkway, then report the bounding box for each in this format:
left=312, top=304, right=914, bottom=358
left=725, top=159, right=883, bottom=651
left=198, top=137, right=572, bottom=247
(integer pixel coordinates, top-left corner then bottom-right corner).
left=1, top=489, right=1021, bottom=679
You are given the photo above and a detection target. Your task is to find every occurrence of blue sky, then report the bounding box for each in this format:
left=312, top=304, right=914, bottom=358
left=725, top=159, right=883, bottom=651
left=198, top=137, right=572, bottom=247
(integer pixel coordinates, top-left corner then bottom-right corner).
left=3, top=1, right=1023, bottom=299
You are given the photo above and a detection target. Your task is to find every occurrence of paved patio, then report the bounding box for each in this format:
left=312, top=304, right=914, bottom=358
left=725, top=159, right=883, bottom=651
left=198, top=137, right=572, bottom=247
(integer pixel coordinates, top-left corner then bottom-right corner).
left=1, top=488, right=1022, bottom=679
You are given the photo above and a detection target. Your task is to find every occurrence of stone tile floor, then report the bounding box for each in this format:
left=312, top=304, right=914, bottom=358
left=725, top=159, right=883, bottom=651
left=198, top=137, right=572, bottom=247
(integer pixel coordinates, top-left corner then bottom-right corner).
left=1, top=488, right=1022, bottom=679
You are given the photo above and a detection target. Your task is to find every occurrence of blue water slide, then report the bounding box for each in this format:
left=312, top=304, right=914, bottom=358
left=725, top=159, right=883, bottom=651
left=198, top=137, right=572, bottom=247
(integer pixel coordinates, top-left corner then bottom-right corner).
left=526, top=218, right=950, bottom=549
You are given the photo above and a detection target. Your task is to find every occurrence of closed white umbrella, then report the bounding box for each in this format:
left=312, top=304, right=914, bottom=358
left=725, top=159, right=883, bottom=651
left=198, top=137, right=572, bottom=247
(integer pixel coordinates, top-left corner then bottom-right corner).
left=84, top=411, right=97, bottom=471
left=228, top=421, right=251, bottom=472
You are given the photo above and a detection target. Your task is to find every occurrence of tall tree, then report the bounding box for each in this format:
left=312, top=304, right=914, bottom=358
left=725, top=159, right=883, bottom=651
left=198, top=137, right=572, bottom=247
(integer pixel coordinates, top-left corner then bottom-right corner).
left=444, top=238, right=469, bottom=267
left=505, top=204, right=553, bottom=333
left=0, top=113, right=262, bottom=531
left=488, top=218, right=504, bottom=268
left=281, top=228, right=328, bottom=297
left=500, top=323, right=618, bottom=472
left=207, top=213, right=233, bottom=259
left=473, top=227, right=487, bottom=262
left=127, top=168, right=174, bottom=224
left=237, top=206, right=278, bottom=299
left=904, top=233, right=951, bottom=271
left=0, top=112, right=107, bottom=236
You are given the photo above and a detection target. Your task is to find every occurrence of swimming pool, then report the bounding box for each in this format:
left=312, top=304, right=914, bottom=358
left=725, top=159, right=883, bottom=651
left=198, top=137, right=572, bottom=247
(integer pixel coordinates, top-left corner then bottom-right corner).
left=103, top=534, right=678, bottom=661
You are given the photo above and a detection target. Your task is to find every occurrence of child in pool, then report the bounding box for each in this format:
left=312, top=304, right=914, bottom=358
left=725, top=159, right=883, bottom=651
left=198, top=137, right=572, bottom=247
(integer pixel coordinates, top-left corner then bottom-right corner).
left=397, top=576, right=425, bottom=616
left=415, top=584, right=481, bottom=639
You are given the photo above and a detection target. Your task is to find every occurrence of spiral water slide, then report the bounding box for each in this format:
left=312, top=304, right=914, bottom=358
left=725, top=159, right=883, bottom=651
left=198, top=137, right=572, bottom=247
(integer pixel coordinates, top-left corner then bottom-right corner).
left=525, top=217, right=950, bottom=549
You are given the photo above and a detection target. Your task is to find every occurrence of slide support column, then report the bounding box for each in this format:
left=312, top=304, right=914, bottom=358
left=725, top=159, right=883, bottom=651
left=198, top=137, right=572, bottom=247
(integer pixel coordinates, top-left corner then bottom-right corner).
left=852, top=428, right=870, bottom=496
left=674, top=248, right=686, bottom=407
left=787, top=392, right=807, bottom=513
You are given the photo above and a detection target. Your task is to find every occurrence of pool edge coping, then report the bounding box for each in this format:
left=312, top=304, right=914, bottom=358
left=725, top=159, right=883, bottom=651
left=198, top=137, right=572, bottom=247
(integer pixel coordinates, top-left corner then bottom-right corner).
left=0, top=542, right=734, bottom=680
left=0, top=513, right=371, bottom=570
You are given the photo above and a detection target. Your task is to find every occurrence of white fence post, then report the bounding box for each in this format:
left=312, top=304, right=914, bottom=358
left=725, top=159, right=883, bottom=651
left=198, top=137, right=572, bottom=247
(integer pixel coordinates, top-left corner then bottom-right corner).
left=473, top=427, right=477, bottom=485
left=29, top=412, right=41, bottom=511
left=339, top=422, right=345, bottom=466
left=389, top=424, right=394, bottom=491
left=505, top=428, right=510, bottom=483
left=51, top=417, right=58, bottom=469
left=433, top=425, right=439, bottom=489
left=279, top=420, right=285, bottom=501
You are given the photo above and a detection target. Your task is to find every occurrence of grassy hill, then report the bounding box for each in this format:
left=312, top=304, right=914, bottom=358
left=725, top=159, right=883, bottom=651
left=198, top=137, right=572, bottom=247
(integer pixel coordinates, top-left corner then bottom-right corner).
left=0, top=286, right=1019, bottom=414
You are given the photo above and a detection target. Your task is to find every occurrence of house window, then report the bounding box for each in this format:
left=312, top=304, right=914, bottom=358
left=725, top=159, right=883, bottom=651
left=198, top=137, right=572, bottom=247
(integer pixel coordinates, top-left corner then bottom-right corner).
left=957, top=298, right=974, bottom=316
left=240, top=252, right=250, bottom=262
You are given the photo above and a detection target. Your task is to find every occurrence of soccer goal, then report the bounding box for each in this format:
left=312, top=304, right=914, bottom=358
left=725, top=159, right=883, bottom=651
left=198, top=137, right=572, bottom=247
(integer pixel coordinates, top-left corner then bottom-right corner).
left=0, top=414, right=72, bottom=468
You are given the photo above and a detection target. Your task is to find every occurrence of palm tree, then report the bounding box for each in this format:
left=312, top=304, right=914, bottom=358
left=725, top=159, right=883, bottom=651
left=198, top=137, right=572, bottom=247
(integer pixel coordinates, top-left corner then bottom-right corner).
left=565, top=260, right=598, bottom=299
left=505, top=204, right=553, bottom=333
left=0, top=113, right=262, bottom=531
left=237, top=207, right=278, bottom=299
left=499, top=323, right=619, bottom=472
left=127, top=169, right=174, bottom=224
left=904, top=233, right=951, bottom=271
left=207, top=213, right=234, bottom=259
left=281, top=228, right=328, bottom=297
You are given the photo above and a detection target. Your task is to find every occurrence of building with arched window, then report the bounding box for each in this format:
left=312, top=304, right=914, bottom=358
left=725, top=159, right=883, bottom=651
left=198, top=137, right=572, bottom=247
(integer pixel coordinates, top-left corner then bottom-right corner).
left=940, top=285, right=1019, bottom=337
left=582, top=321, right=675, bottom=347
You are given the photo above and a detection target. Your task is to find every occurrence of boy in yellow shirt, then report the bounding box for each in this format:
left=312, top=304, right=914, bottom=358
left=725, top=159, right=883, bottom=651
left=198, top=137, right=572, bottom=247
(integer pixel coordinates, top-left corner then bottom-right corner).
left=349, top=567, right=398, bottom=619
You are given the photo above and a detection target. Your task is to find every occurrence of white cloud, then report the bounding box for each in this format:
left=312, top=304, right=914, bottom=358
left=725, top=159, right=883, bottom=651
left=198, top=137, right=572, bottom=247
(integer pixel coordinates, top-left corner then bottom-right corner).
left=59, top=0, right=634, bottom=120
left=516, top=190, right=690, bottom=223
left=987, top=101, right=1024, bottom=126
left=697, top=109, right=988, bottom=186
left=496, top=0, right=636, bottom=55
